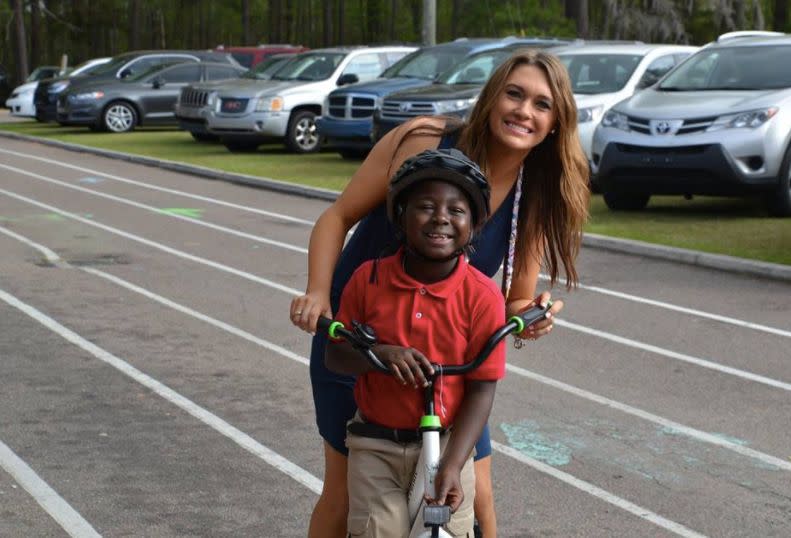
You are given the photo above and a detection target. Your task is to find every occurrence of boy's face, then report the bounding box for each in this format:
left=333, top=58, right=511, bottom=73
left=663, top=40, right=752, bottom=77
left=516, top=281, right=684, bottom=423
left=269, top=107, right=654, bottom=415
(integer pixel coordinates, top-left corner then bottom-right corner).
left=401, top=180, right=473, bottom=261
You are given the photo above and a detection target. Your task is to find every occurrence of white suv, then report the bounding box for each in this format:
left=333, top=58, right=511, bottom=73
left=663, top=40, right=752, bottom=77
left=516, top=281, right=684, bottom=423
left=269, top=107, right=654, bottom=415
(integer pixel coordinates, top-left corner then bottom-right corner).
left=206, top=46, right=415, bottom=153
left=592, top=33, right=791, bottom=216
left=554, top=42, right=698, bottom=167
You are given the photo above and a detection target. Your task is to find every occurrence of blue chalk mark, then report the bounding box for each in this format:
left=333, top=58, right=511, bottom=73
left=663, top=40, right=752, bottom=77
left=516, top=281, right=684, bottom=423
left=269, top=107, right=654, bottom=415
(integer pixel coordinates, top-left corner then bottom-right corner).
left=78, top=177, right=105, bottom=184
left=500, top=421, right=572, bottom=466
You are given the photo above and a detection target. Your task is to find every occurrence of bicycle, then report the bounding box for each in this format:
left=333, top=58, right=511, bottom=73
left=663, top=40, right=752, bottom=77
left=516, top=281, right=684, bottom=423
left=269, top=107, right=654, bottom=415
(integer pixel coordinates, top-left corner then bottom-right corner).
left=317, top=302, right=551, bottom=538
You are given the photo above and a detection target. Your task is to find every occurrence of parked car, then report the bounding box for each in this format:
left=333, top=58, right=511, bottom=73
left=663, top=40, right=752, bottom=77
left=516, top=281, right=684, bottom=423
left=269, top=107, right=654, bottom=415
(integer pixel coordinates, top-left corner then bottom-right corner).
left=57, top=61, right=245, bottom=132
left=214, top=44, right=309, bottom=68
left=35, top=49, right=238, bottom=122
left=207, top=45, right=416, bottom=153
left=591, top=33, right=791, bottom=216
left=554, top=42, right=698, bottom=167
left=372, top=40, right=570, bottom=140
left=6, top=58, right=110, bottom=117
left=175, top=52, right=300, bottom=142
left=316, top=37, right=568, bottom=159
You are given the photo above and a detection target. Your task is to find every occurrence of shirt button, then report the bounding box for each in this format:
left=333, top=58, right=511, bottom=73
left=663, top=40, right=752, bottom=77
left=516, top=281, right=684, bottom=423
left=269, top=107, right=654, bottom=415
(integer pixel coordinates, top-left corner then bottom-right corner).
left=419, top=288, right=427, bottom=295
left=416, top=312, right=423, bottom=319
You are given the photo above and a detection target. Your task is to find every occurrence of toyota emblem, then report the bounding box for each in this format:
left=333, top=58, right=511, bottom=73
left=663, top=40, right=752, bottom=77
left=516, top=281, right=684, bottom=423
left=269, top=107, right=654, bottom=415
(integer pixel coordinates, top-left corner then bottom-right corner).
left=656, top=121, right=671, bottom=134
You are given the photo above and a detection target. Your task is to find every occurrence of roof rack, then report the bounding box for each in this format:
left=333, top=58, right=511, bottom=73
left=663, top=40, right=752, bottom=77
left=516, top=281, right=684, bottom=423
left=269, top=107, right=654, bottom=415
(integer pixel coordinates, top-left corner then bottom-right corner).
left=717, top=30, right=785, bottom=42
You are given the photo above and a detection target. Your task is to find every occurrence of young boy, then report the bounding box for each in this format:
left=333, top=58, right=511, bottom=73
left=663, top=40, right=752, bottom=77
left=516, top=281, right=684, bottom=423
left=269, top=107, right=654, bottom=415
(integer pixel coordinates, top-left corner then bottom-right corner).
left=325, top=148, right=506, bottom=538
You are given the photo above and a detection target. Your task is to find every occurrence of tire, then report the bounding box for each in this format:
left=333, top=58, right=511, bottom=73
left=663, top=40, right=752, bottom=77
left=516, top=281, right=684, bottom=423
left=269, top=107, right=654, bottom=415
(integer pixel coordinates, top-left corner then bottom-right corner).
left=764, top=144, right=791, bottom=217
left=102, top=101, right=137, bottom=133
left=285, top=110, right=320, bottom=153
left=338, top=148, right=369, bottom=160
left=602, top=191, right=651, bottom=211
left=191, top=132, right=220, bottom=143
left=222, top=139, right=260, bottom=152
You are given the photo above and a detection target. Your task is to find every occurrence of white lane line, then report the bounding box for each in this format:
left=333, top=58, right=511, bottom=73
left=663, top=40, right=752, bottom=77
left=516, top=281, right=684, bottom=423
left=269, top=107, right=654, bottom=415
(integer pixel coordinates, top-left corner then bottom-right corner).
left=0, top=287, right=322, bottom=496
left=1, top=203, right=790, bottom=470
left=505, top=362, right=791, bottom=472
left=0, top=440, right=101, bottom=538
left=0, top=163, right=309, bottom=254
left=0, top=147, right=315, bottom=226
left=540, top=274, right=791, bottom=339
left=3, top=147, right=785, bottom=339
left=0, top=230, right=769, bottom=534
left=0, top=188, right=302, bottom=297
left=2, top=146, right=785, bottom=340
left=494, top=441, right=708, bottom=538
left=0, top=225, right=62, bottom=265
left=556, top=319, right=791, bottom=392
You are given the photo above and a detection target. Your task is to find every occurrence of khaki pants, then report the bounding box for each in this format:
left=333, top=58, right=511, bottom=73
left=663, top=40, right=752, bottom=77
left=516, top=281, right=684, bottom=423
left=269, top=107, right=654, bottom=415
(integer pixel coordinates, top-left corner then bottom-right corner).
left=346, top=416, right=475, bottom=538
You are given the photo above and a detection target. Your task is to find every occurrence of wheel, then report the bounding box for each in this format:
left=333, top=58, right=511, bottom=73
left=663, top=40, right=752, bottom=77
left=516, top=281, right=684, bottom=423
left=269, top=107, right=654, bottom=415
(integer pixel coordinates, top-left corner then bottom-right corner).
left=338, top=148, right=369, bottom=160
left=102, top=101, right=137, bottom=133
left=191, top=132, right=220, bottom=142
left=222, top=139, right=260, bottom=152
left=764, top=144, right=791, bottom=217
left=285, top=110, right=320, bottom=153
left=602, top=191, right=650, bottom=211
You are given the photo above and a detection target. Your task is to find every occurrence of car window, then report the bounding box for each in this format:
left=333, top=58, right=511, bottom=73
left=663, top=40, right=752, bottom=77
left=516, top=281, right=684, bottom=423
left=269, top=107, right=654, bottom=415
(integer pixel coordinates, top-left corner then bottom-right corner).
left=636, top=54, right=676, bottom=89
left=207, top=66, right=242, bottom=80
left=384, top=48, right=469, bottom=80
left=271, top=53, right=345, bottom=81
left=439, top=49, right=510, bottom=84
left=660, top=45, right=791, bottom=90
left=160, top=64, right=201, bottom=83
left=123, top=56, right=195, bottom=78
left=342, top=53, right=385, bottom=82
left=560, top=53, right=643, bottom=94
left=231, top=52, right=254, bottom=68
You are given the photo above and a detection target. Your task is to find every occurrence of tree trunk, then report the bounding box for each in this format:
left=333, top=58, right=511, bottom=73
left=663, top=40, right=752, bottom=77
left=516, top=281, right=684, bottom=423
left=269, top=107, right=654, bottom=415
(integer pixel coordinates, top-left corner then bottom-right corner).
left=30, top=0, right=41, bottom=67
left=735, top=0, right=746, bottom=29
left=337, top=0, right=346, bottom=45
left=13, top=0, right=29, bottom=82
left=323, top=1, right=333, bottom=46
left=129, top=0, right=140, bottom=50
left=775, top=0, right=788, bottom=31
left=451, top=0, right=461, bottom=38
left=242, top=0, right=251, bottom=44
left=391, top=0, right=398, bottom=40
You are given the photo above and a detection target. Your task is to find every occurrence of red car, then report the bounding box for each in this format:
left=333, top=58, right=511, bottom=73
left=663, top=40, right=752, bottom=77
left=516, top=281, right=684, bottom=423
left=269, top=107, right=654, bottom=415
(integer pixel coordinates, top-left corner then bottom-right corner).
left=214, top=44, right=309, bottom=69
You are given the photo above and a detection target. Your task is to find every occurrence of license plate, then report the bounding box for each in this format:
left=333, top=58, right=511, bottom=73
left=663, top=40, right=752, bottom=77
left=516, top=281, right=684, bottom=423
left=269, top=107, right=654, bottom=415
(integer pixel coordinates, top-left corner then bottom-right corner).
left=221, top=99, right=247, bottom=113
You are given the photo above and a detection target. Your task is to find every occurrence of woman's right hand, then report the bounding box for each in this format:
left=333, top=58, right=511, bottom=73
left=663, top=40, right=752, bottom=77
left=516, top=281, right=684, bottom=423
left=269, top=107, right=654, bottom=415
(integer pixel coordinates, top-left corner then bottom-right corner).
left=290, top=292, right=331, bottom=334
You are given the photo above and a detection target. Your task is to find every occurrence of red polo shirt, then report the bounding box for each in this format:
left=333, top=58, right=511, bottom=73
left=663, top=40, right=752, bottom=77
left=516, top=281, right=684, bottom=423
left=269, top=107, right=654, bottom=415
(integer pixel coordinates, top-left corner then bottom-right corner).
left=332, top=248, right=506, bottom=430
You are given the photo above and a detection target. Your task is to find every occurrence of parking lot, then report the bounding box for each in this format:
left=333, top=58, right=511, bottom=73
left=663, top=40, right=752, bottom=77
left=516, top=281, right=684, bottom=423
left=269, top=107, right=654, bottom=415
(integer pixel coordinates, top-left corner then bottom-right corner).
left=1, top=136, right=790, bottom=536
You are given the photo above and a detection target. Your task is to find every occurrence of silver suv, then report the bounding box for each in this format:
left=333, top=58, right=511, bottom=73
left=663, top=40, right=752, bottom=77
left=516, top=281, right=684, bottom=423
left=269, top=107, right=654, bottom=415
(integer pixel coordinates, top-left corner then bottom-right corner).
left=206, top=46, right=415, bottom=153
left=592, top=33, right=791, bottom=216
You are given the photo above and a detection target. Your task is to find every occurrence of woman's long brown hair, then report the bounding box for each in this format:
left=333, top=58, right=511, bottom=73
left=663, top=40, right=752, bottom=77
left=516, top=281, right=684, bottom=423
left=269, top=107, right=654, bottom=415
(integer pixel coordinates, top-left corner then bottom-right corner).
left=456, top=48, right=590, bottom=289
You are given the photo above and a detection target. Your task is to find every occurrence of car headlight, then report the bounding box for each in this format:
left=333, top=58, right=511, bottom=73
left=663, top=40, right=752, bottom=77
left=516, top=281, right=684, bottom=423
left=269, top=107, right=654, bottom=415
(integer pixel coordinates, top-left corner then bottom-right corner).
left=71, top=91, right=105, bottom=101
left=706, top=107, right=778, bottom=131
left=578, top=105, right=604, bottom=123
left=50, top=81, right=70, bottom=93
left=255, top=96, right=284, bottom=112
left=207, top=92, right=217, bottom=107
left=435, top=97, right=478, bottom=114
left=601, top=110, right=630, bottom=131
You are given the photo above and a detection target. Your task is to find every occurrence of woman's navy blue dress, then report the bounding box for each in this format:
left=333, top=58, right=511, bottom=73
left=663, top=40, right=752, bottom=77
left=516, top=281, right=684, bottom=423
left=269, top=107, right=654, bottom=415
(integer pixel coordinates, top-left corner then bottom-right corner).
left=310, top=145, right=516, bottom=459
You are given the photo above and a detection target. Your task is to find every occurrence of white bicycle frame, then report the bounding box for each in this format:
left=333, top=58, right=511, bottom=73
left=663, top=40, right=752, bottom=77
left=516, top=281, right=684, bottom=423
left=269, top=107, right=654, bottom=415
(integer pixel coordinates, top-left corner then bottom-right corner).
left=407, top=428, right=451, bottom=538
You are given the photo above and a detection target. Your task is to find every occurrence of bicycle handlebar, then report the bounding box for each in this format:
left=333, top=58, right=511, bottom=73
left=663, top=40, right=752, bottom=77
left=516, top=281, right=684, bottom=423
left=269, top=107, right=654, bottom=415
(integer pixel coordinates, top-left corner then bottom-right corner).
left=317, top=302, right=551, bottom=377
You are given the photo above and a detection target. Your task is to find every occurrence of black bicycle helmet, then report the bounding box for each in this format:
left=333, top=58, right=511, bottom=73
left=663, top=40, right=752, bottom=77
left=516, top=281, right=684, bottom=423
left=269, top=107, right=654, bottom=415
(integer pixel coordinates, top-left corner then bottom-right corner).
left=386, top=148, right=491, bottom=229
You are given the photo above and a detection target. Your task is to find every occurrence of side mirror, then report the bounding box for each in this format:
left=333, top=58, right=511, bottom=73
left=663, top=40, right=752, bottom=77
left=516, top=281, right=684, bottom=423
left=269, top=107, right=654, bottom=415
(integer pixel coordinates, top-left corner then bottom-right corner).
left=119, top=68, right=131, bottom=79
left=337, top=73, right=359, bottom=86
left=152, top=77, right=165, bottom=89
left=637, top=71, right=661, bottom=89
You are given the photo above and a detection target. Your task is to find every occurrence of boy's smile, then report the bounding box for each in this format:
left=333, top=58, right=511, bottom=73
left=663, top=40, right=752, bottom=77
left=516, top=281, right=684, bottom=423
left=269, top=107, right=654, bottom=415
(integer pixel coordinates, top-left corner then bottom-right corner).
left=400, top=180, right=473, bottom=280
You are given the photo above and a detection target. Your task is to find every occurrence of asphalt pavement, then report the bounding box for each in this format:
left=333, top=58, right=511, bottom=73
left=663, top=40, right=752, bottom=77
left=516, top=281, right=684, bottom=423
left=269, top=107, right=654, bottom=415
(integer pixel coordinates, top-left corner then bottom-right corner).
left=0, top=136, right=789, bottom=537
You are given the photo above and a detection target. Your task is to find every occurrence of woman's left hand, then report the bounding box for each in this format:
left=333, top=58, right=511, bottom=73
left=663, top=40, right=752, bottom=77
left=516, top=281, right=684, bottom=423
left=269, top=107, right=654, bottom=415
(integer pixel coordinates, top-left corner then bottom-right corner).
left=511, top=291, right=562, bottom=340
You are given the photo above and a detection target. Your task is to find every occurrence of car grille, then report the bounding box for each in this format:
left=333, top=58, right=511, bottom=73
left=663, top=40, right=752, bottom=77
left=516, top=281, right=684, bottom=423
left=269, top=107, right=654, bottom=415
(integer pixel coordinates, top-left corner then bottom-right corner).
left=180, top=88, right=211, bottom=107
left=219, top=97, right=249, bottom=114
left=381, top=100, right=436, bottom=120
left=627, top=115, right=718, bottom=135
left=616, top=143, right=710, bottom=155
left=328, top=94, right=377, bottom=119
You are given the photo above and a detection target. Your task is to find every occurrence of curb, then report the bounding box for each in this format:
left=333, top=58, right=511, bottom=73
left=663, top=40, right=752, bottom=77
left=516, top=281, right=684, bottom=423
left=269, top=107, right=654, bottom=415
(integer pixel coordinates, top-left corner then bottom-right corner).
left=2, top=130, right=790, bottom=283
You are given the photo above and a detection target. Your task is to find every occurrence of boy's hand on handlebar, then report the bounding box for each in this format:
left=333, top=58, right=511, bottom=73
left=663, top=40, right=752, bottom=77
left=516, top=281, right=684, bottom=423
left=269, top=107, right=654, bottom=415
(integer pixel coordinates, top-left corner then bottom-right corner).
left=510, top=292, right=562, bottom=340
left=290, top=292, right=331, bottom=334
left=373, top=344, right=434, bottom=388
left=427, top=463, right=464, bottom=512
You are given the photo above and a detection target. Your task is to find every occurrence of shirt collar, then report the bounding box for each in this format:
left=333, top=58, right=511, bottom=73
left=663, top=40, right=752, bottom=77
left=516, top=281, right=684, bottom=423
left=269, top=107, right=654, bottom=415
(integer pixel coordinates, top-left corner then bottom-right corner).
left=386, top=247, right=468, bottom=299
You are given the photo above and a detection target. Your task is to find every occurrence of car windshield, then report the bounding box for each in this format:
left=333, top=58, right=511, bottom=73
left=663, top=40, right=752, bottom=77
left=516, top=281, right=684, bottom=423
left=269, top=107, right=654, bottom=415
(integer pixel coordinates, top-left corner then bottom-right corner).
left=89, top=56, right=131, bottom=76
left=659, top=45, right=791, bottom=91
left=241, top=56, right=292, bottom=80
left=69, top=60, right=108, bottom=77
left=270, top=52, right=345, bottom=81
left=124, top=63, right=180, bottom=82
left=437, top=49, right=512, bottom=85
left=559, top=53, right=643, bottom=94
left=380, top=48, right=471, bottom=81
left=26, top=67, right=60, bottom=82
